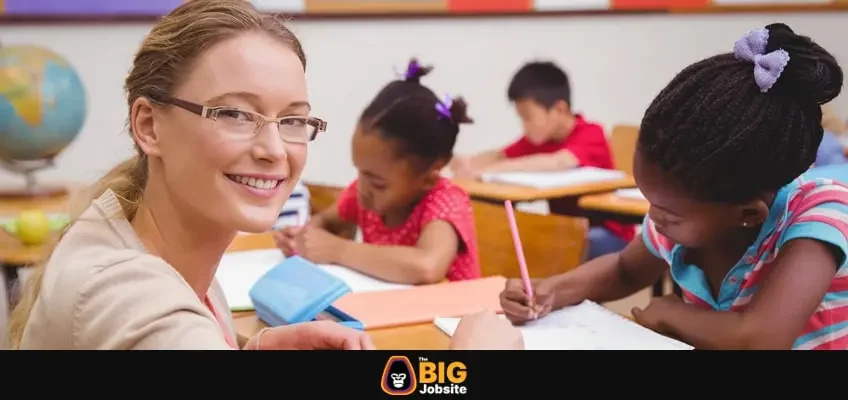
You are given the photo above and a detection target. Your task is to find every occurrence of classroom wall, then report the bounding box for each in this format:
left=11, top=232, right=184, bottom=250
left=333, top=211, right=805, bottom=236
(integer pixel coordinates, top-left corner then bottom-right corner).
left=1, top=12, right=847, bottom=188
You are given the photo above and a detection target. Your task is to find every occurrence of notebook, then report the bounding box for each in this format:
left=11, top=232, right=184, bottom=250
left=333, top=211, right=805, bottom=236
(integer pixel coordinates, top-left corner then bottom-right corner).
left=480, top=167, right=628, bottom=189
left=331, top=276, right=507, bottom=330
left=433, top=300, right=692, bottom=350
left=215, top=249, right=412, bottom=311
left=615, top=188, right=646, bottom=201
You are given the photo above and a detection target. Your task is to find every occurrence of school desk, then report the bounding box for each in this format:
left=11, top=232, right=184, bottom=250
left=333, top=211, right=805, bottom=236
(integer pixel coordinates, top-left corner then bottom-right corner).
left=577, top=192, right=649, bottom=220
left=232, top=311, right=451, bottom=350
left=453, top=176, right=636, bottom=203
left=225, top=232, right=452, bottom=349
left=0, top=184, right=79, bottom=266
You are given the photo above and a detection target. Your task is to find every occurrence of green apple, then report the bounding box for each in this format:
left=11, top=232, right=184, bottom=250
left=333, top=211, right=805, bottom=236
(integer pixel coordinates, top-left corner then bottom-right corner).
left=15, top=209, right=51, bottom=245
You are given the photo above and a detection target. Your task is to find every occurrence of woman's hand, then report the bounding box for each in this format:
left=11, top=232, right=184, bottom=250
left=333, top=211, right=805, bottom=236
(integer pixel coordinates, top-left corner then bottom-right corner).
left=244, top=321, right=376, bottom=350
left=449, top=310, right=524, bottom=350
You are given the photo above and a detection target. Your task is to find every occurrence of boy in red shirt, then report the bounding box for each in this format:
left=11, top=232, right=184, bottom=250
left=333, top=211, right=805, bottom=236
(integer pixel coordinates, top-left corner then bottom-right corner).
left=450, top=61, right=634, bottom=260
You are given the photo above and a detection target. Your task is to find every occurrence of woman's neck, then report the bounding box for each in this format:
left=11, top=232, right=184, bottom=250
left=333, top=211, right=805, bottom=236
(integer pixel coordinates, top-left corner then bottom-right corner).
left=131, top=181, right=236, bottom=300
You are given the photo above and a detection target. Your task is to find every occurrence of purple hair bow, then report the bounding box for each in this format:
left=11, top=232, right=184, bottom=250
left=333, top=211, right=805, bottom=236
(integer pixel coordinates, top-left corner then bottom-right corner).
left=733, top=28, right=790, bottom=93
left=404, top=60, right=421, bottom=80
left=435, top=95, right=453, bottom=120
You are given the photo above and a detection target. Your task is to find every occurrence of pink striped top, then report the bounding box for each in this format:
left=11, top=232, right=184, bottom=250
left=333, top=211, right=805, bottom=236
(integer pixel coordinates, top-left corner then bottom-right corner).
left=643, top=176, right=848, bottom=350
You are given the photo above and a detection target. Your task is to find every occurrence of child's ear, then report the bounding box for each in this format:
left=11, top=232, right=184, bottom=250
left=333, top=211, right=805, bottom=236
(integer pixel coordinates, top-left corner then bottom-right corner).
left=553, top=99, right=570, bottom=115
left=738, top=200, right=770, bottom=228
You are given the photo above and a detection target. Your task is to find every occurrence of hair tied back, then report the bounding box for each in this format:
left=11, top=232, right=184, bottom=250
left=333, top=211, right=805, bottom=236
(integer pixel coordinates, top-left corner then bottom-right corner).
left=436, top=94, right=473, bottom=125
left=733, top=27, right=790, bottom=93
left=396, top=58, right=432, bottom=83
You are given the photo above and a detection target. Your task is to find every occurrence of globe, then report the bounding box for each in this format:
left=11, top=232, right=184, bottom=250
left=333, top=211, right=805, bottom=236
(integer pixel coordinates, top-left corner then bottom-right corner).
left=0, top=45, right=86, bottom=164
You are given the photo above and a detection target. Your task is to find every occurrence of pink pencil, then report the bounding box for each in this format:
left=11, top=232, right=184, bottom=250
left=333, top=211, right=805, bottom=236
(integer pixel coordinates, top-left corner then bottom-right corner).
left=504, top=200, right=534, bottom=308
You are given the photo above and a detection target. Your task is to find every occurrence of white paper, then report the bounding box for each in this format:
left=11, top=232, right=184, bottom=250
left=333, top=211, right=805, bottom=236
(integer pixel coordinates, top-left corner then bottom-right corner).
left=215, top=249, right=411, bottom=311
left=480, top=167, right=627, bottom=189
left=615, top=188, right=646, bottom=201
left=433, top=300, right=692, bottom=350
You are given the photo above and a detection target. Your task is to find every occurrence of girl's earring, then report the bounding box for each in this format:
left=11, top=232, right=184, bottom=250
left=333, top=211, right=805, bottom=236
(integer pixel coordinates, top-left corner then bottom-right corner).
left=742, top=222, right=748, bottom=227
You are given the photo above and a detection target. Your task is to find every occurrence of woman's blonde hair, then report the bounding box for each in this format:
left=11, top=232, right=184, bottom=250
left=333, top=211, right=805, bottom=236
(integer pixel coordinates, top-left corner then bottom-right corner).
left=5, top=0, right=306, bottom=349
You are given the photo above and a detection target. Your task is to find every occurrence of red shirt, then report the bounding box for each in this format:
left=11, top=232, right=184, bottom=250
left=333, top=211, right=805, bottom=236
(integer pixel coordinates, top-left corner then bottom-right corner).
left=502, top=114, right=635, bottom=243
left=336, top=178, right=481, bottom=281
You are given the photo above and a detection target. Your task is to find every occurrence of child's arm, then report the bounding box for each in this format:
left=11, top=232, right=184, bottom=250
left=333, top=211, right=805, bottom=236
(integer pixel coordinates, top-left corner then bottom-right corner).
left=481, top=150, right=579, bottom=174
left=308, top=206, right=357, bottom=240
left=641, top=238, right=839, bottom=350
left=335, top=220, right=459, bottom=285
left=466, top=149, right=505, bottom=170
left=544, top=239, right=671, bottom=309
left=450, top=150, right=505, bottom=179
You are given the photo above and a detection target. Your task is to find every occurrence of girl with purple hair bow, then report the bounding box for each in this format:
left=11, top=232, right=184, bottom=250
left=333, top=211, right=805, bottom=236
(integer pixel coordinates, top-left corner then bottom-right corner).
left=500, top=23, right=848, bottom=350
left=276, top=60, right=485, bottom=286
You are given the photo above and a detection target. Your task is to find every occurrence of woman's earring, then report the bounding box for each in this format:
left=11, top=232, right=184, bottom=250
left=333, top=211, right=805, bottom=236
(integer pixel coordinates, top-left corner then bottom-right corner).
left=742, top=222, right=748, bottom=227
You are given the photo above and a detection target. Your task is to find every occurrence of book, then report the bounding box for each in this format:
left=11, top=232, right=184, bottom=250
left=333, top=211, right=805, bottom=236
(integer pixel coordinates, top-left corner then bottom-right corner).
left=615, top=188, right=646, bottom=201
left=433, top=300, right=693, bottom=350
left=331, top=276, right=507, bottom=330
left=479, top=167, right=628, bottom=190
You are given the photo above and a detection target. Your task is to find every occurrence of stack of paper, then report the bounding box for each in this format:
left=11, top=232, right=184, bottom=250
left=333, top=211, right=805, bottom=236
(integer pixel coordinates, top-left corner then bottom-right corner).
left=433, top=300, right=692, bottom=350
left=480, top=167, right=627, bottom=189
left=615, top=188, right=646, bottom=201
left=215, top=249, right=411, bottom=311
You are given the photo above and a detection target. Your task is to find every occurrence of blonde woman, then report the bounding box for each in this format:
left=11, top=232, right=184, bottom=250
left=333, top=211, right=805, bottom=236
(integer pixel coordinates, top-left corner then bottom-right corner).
left=6, top=0, right=521, bottom=350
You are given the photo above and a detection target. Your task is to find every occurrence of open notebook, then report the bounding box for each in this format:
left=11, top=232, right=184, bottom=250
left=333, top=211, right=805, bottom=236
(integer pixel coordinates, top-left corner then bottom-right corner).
left=615, top=188, right=646, bottom=201
left=434, top=300, right=692, bottom=350
left=480, top=167, right=628, bottom=189
left=215, top=249, right=411, bottom=311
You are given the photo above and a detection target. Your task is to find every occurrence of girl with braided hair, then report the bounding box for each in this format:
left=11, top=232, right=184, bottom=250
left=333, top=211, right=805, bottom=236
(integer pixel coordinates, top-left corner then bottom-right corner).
left=500, top=23, right=848, bottom=350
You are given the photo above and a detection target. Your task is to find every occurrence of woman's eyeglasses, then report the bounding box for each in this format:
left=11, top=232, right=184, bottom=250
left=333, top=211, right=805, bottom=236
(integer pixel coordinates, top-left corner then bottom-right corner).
left=159, top=96, right=327, bottom=144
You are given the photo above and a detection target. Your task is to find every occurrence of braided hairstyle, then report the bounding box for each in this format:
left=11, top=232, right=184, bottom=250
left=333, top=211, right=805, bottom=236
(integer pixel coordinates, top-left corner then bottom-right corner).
left=360, top=58, right=473, bottom=169
left=638, top=23, right=843, bottom=204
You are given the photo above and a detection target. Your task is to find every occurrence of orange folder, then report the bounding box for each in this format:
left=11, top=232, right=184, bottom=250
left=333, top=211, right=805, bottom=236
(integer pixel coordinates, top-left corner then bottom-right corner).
left=331, top=276, right=507, bottom=330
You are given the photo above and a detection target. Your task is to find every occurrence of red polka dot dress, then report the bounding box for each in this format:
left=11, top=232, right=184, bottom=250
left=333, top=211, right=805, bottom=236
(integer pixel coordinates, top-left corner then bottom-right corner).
left=336, top=178, right=481, bottom=281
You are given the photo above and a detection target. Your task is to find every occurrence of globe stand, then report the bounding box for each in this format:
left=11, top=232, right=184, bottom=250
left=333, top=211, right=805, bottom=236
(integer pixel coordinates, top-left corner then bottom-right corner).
left=0, top=158, right=68, bottom=199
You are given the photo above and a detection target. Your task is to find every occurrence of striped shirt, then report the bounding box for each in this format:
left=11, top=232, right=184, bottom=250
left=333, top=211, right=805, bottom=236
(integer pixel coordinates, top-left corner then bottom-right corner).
left=643, top=175, right=848, bottom=350
left=274, top=181, right=311, bottom=230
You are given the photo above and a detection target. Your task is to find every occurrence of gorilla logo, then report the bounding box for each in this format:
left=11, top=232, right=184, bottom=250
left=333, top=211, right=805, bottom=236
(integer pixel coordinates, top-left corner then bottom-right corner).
left=381, top=356, right=417, bottom=396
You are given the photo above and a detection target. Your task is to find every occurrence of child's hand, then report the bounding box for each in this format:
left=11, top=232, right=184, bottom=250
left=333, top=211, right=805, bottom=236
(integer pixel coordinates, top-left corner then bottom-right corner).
left=631, top=294, right=682, bottom=334
left=293, top=225, right=344, bottom=264
left=449, top=309, right=524, bottom=350
left=499, top=278, right=559, bottom=325
left=273, top=226, right=302, bottom=257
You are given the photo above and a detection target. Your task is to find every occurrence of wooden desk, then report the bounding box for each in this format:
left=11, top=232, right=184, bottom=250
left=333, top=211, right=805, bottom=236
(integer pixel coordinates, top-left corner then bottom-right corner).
left=232, top=312, right=451, bottom=350
left=225, top=233, right=452, bottom=349
left=578, top=192, right=649, bottom=218
left=455, top=176, right=636, bottom=203
left=0, top=188, right=78, bottom=266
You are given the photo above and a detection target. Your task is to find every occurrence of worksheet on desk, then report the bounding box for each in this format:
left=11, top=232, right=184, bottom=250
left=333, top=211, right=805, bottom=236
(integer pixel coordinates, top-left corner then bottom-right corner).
left=433, top=300, right=693, bottom=350
left=215, top=249, right=410, bottom=311
left=480, top=167, right=627, bottom=189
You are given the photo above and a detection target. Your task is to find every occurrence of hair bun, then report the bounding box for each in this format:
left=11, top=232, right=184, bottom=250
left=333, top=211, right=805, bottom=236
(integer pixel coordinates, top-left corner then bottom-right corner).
left=403, top=58, right=433, bottom=84
left=765, top=23, right=843, bottom=104
left=449, top=97, right=473, bottom=124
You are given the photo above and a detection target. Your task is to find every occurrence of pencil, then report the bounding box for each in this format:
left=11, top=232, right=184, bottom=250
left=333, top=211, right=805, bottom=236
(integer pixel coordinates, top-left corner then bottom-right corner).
left=504, top=200, right=535, bottom=310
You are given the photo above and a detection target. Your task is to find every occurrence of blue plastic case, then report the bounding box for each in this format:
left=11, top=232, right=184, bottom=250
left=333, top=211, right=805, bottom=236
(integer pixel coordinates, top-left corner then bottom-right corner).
left=248, top=256, right=364, bottom=330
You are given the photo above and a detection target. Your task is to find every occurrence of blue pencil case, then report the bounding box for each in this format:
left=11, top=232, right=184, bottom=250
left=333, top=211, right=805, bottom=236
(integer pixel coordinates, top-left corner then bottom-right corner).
left=248, top=256, right=364, bottom=330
